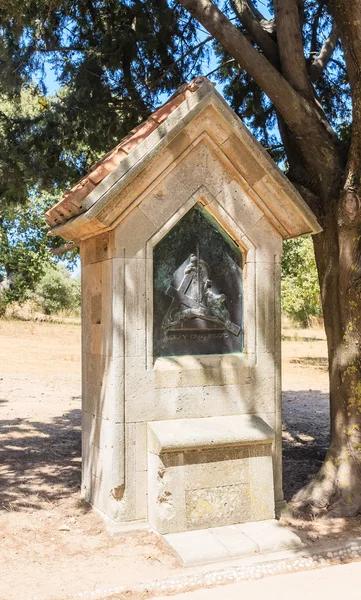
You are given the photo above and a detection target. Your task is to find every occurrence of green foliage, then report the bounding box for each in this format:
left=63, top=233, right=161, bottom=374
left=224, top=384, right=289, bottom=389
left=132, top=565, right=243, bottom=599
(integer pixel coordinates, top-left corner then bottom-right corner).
left=0, top=1, right=350, bottom=200
left=213, top=2, right=350, bottom=162
left=34, top=264, right=80, bottom=315
left=0, top=0, right=205, bottom=204
left=0, top=293, right=6, bottom=318
left=281, top=237, right=322, bottom=327
left=0, top=192, right=78, bottom=305
left=0, top=0, right=350, bottom=330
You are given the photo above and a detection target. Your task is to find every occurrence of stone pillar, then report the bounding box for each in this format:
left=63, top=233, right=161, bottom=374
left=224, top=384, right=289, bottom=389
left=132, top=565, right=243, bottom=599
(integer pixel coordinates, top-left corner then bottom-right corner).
left=80, top=232, right=126, bottom=521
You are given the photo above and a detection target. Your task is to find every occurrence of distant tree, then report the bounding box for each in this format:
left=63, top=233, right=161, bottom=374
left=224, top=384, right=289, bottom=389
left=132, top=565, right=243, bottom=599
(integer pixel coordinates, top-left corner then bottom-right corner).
left=35, top=264, right=80, bottom=315
left=0, top=193, right=77, bottom=306
left=282, top=238, right=322, bottom=327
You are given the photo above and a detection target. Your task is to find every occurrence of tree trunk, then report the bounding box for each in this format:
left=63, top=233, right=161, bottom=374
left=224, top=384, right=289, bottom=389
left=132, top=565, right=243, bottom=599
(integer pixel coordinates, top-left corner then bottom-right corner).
left=292, top=189, right=361, bottom=516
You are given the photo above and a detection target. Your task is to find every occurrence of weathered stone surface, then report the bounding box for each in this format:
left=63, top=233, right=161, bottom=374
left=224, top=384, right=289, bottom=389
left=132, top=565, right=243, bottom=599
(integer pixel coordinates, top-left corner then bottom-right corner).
left=185, top=484, right=252, bottom=529
left=216, top=178, right=263, bottom=231
left=147, top=451, right=185, bottom=534
left=148, top=415, right=274, bottom=455
left=240, top=519, right=304, bottom=553
left=209, top=524, right=258, bottom=558
left=135, top=469, right=148, bottom=520
left=140, top=142, right=233, bottom=230
left=147, top=416, right=274, bottom=534
left=91, top=293, right=102, bottom=324
left=221, top=133, right=266, bottom=187
left=184, top=103, right=230, bottom=146
left=164, top=529, right=229, bottom=566
left=75, top=81, right=320, bottom=529
left=152, top=386, right=204, bottom=420
left=124, top=258, right=147, bottom=357
left=154, top=353, right=250, bottom=389
left=201, top=384, right=253, bottom=416
left=249, top=452, right=275, bottom=522
left=113, top=207, right=157, bottom=259
left=163, top=520, right=302, bottom=567
left=82, top=232, right=112, bottom=265
left=249, top=215, right=283, bottom=263
left=91, top=324, right=103, bottom=355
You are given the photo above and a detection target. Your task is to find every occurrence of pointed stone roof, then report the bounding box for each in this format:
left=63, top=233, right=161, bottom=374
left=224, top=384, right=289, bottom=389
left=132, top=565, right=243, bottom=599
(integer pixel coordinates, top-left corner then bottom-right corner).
left=46, top=78, right=206, bottom=228
left=46, top=77, right=321, bottom=240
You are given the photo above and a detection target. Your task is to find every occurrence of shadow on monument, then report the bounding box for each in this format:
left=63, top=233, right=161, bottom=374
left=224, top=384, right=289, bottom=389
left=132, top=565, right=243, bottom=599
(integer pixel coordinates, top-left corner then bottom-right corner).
left=0, top=405, right=83, bottom=512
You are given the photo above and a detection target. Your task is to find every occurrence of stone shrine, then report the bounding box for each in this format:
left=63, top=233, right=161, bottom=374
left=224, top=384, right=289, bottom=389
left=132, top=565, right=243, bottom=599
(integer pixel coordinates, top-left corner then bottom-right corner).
left=46, top=77, right=320, bottom=541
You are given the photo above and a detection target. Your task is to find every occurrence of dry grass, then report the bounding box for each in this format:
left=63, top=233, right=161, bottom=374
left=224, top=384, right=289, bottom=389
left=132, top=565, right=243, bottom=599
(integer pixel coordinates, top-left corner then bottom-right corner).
left=0, top=319, right=81, bottom=375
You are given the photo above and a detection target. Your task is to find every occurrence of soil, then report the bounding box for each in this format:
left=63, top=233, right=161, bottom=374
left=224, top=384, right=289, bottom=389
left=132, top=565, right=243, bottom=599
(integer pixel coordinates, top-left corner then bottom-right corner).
left=0, top=319, right=360, bottom=600
left=281, top=328, right=330, bottom=501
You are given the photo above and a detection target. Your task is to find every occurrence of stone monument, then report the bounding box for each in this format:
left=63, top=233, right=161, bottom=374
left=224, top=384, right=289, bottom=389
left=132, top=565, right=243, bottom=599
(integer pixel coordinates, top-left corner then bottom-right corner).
left=46, top=78, right=320, bottom=547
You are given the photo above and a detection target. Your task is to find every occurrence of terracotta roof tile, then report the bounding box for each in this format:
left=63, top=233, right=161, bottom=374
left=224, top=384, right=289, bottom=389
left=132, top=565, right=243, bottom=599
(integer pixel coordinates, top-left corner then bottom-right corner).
left=150, top=89, right=193, bottom=124
left=119, top=117, right=159, bottom=154
left=47, top=178, right=96, bottom=226
left=46, top=76, right=209, bottom=229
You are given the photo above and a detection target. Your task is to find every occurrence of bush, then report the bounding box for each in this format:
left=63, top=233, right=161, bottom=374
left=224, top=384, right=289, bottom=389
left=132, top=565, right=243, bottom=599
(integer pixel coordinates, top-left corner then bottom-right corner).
left=0, top=193, right=79, bottom=311
left=281, top=237, right=322, bottom=327
left=0, top=294, right=7, bottom=318
left=35, top=264, right=81, bottom=315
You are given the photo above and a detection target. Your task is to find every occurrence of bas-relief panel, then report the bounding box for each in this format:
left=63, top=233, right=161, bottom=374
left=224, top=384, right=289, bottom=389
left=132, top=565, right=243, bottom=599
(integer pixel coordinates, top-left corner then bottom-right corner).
left=185, top=484, right=251, bottom=528
left=153, top=204, right=244, bottom=356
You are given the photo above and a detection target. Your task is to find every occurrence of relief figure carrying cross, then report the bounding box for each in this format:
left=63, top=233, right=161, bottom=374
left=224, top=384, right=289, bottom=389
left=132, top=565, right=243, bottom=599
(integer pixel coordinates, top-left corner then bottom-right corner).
left=162, top=248, right=241, bottom=337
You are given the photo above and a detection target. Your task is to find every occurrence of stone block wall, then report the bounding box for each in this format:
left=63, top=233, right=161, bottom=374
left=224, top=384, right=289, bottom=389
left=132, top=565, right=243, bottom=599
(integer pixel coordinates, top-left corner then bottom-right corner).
left=79, top=111, right=284, bottom=525
left=147, top=415, right=275, bottom=534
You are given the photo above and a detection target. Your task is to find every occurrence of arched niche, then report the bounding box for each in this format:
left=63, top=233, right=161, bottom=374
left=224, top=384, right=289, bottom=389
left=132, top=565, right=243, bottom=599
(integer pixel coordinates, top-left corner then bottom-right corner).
left=153, top=203, right=244, bottom=357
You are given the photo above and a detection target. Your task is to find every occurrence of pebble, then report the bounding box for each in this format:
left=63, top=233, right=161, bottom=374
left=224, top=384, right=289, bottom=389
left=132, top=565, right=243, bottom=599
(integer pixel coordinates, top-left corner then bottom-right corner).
left=68, top=542, right=361, bottom=599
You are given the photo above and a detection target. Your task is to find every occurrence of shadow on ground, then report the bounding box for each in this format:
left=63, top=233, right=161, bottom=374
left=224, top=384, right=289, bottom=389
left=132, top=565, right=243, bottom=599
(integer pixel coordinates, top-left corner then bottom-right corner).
left=0, top=382, right=330, bottom=515
left=282, top=390, right=330, bottom=501
left=0, top=403, right=82, bottom=512
left=290, top=357, right=328, bottom=370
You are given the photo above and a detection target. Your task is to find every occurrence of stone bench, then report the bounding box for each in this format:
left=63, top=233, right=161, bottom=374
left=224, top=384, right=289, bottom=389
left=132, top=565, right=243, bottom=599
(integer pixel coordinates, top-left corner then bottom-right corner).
left=147, top=415, right=275, bottom=534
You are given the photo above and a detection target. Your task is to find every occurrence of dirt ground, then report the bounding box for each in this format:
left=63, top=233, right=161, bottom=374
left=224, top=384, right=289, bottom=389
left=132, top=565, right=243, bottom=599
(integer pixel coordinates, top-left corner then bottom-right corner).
left=281, top=327, right=330, bottom=501
left=1, top=319, right=361, bottom=600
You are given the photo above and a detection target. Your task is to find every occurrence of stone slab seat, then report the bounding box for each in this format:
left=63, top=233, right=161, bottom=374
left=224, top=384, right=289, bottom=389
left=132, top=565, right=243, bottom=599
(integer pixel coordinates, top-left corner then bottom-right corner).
left=147, top=415, right=276, bottom=534
left=147, top=414, right=274, bottom=455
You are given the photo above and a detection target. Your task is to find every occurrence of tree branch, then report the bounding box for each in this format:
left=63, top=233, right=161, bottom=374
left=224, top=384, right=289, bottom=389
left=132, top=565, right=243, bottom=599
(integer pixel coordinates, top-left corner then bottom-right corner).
left=236, top=1, right=277, bottom=34
left=310, top=1, right=325, bottom=57
left=178, top=0, right=301, bottom=117
left=229, top=0, right=279, bottom=66
left=273, top=0, right=314, bottom=99
left=235, top=0, right=276, bottom=34
left=151, top=36, right=213, bottom=88
left=310, top=24, right=338, bottom=82
left=178, top=0, right=342, bottom=192
left=292, top=182, right=323, bottom=220
left=331, top=0, right=361, bottom=191
left=178, top=1, right=319, bottom=124
left=34, top=45, right=84, bottom=54
left=331, top=0, right=361, bottom=92
left=246, top=0, right=266, bottom=22
left=330, top=57, right=347, bottom=74
left=204, top=58, right=235, bottom=77
left=297, top=0, right=306, bottom=27
left=50, top=242, right=78, bottom=256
